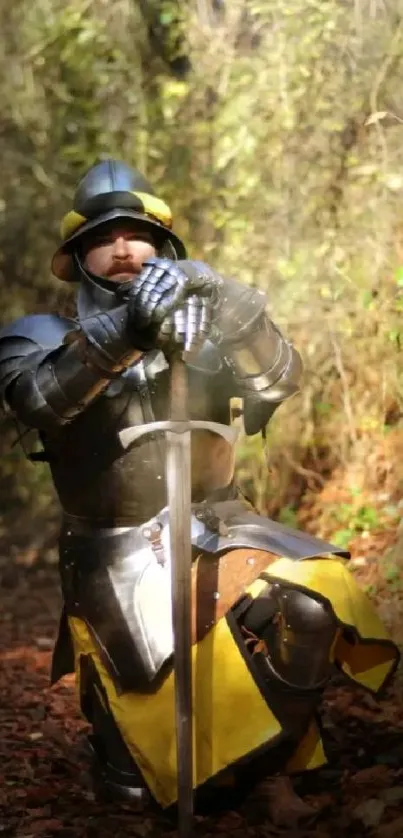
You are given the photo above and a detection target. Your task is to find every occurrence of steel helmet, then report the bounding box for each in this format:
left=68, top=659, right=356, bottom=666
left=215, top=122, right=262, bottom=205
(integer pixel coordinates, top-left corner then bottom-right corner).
left=51, top=159, right=187, bottom=281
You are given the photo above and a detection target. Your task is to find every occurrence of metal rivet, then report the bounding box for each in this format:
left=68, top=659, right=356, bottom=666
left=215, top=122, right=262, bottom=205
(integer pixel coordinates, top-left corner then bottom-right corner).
left=213, top=591, right=220, bottom=600
left=151, top=522, right=162, bottom=533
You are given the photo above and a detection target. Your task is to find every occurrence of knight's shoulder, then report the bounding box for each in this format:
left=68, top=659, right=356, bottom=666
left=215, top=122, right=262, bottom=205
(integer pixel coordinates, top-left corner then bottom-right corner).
left=0, top=313, right=76, bottom=347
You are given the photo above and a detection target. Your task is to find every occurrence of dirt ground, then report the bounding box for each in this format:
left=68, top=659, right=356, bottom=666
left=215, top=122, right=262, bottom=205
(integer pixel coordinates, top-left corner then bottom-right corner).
left=0, top=554, right=403, bottom=838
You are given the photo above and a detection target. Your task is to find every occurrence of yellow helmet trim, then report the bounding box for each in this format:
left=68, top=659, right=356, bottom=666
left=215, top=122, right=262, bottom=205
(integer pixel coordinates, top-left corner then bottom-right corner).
left=60, top=210, right=87, bottom=240
left=60, top=192, right=173, bottom=242
left=131, top=192, right=172, bottom=227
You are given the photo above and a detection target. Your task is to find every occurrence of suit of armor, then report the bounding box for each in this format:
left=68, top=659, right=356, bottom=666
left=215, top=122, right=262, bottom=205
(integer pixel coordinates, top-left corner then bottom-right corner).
left=0, top=160, right=398, bottom=808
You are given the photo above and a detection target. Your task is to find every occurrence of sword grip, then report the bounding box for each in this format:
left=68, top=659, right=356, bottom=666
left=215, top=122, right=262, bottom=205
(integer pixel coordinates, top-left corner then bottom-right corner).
left=170, top=355, right=188, bottom=423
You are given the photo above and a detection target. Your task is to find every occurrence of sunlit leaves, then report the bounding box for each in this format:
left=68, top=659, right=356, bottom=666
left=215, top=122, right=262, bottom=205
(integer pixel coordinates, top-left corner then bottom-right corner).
left=0, top=0, right=402, bottom=522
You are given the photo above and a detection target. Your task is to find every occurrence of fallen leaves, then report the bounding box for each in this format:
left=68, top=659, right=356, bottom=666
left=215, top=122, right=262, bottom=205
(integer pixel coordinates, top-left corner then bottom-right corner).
left=353, top=798, right=385, bottom=828
left=1, top=563, right=403, bottom=838
left=350, top=764, right=391, bottom=788
left=23, top=817, right=65, bottom=835
left=242, top=775, right=316, bottom=826
left=377, top=815, right=403, bottom=838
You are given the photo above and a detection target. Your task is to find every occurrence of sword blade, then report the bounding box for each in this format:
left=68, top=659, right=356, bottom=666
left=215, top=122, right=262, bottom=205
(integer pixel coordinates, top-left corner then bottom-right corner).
left=116, top=359, right=237, bottom=832
left=166, top=363, right=194, bottom=837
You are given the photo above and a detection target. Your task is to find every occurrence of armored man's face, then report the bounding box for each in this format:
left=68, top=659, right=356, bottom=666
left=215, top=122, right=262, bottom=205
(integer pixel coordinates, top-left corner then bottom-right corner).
left=82, top=222, right=158, bottom=282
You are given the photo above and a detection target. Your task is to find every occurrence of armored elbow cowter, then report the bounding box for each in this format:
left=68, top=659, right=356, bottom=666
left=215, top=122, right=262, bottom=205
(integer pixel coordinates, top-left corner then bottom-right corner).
left=216, top=278, right=302, bottom=402
left=0, top=306, right=141, bottom=431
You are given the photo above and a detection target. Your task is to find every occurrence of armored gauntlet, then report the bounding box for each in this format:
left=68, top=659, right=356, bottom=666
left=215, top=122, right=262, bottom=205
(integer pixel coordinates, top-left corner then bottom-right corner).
left=127, top=258, right=218, bottom=355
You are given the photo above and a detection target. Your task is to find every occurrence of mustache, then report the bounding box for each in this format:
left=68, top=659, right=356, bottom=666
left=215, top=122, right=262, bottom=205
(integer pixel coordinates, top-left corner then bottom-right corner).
left=107, top=261, right=140, bottom=277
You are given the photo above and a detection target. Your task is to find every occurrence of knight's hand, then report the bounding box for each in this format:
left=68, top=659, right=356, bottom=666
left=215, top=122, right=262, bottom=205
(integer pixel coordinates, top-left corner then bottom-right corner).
left=127, top=258, right=221, bottom=354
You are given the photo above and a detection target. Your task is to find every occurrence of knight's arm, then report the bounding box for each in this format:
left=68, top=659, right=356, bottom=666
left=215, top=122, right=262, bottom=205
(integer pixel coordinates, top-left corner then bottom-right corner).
left=0, top=307, right=142, bottom=432
left=215, top=278, right=303, bottom=434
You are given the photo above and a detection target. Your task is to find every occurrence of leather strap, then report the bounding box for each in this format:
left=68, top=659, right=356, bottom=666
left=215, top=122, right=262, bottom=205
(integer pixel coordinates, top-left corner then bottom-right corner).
left=191, top=547, right=277, bottom=644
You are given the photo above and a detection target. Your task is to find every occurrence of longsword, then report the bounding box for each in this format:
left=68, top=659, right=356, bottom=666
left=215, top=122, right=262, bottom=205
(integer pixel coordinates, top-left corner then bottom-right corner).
left=119, top=355, right=237, bottom=838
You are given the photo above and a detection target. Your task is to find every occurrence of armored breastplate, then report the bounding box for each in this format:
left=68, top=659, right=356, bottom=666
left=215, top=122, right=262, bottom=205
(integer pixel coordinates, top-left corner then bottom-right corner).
left=43, top=352, right=235, bottom=526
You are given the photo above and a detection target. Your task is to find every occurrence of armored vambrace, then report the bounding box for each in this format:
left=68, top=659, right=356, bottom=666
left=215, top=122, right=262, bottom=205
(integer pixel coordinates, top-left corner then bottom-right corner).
left=216, top=279, right=302, bottom=402
left=0, top=306, right=142, bottom=431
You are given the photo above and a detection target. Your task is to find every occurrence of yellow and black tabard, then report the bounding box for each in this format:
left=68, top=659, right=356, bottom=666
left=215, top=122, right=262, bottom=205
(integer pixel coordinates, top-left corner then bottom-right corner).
left=68, top=548, right=399, bottom=808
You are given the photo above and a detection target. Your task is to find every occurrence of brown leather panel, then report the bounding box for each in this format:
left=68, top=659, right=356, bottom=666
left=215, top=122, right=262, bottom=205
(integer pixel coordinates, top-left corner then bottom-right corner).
left=191, top=431, right=235, bottom=498
left=191, top=547, right=278, bottom=644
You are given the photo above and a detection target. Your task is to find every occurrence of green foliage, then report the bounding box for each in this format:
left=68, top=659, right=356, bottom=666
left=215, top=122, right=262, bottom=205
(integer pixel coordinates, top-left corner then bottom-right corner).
left=1, top=0, right=403, bottom=542
left=277, top=505, right=299, bottom=529
left=324, top=496, right=399, bottom=549
left=334, top=502, right=381, bottom=530
left=377, top=527, right=403, bottom=592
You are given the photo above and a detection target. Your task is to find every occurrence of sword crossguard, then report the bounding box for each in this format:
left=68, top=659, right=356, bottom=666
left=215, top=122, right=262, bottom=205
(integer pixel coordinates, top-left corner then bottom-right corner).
left=118, top=420, right=238, bottom=450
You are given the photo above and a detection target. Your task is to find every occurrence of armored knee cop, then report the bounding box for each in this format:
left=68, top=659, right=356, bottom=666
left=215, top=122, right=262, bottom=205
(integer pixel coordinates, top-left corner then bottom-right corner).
left=242, top=582, right=338, bottom=690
